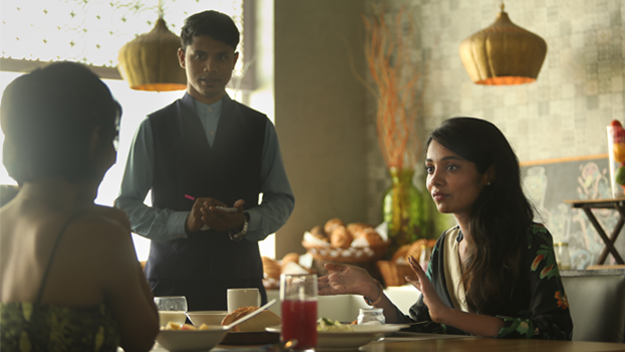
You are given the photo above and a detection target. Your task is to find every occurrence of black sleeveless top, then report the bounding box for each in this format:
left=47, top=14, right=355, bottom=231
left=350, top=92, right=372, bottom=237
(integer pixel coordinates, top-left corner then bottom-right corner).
left=0, top=214, right=121, bottom=352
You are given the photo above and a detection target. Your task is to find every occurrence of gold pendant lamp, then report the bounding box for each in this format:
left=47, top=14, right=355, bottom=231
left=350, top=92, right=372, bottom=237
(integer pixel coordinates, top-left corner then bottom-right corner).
left=117, top=13, right=187, bottom=91
left=459, top=3, right=547, bottom=85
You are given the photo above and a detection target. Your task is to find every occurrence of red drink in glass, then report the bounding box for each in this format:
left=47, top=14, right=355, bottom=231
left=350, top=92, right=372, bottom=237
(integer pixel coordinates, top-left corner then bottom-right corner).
left=281, top=299, right=317, bottom=349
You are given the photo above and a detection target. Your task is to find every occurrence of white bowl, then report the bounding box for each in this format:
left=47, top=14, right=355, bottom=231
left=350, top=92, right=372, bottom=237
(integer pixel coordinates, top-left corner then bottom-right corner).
left=158, top=311, right=188, bottom=327
left=185, top=310, right=228, bottom=326
left=156, top=327, right=228, bottom=352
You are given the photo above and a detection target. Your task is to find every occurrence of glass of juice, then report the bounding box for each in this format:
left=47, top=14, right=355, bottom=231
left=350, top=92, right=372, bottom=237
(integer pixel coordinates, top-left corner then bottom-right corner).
left=280, top=273, right=317, bottom=350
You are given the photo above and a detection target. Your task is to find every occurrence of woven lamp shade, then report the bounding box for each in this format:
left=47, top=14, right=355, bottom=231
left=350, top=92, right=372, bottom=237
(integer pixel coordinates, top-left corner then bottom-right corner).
left=117, top=18, right=186, bottom=91
left=459, top=5, right=547, bottom=85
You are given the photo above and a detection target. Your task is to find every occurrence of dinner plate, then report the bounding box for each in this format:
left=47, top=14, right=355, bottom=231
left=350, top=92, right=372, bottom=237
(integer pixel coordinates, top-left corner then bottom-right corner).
left=219, top=331, right=280, bottom=345
left=265, top=324, right=407, bottom=351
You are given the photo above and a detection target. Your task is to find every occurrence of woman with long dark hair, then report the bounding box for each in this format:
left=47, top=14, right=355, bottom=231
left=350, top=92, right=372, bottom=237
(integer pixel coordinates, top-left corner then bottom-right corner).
left=319, top=117, right=573, bottom=339
left=0, top=62, right=159, bottom=351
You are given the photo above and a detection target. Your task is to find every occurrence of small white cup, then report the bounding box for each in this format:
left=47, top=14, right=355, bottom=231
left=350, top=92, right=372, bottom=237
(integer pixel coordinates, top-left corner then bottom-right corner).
left=227, top=288, right=260, bottom=313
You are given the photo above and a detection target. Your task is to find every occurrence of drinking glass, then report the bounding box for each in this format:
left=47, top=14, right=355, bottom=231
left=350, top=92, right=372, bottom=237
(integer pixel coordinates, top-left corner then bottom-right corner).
left=280, top=273, right=317, bottom=350
left=154, top=296, right=188, bottom=326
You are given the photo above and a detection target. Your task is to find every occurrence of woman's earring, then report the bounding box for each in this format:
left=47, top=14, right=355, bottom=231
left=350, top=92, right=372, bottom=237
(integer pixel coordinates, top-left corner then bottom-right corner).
left=487, top=181, right=491, bottom=186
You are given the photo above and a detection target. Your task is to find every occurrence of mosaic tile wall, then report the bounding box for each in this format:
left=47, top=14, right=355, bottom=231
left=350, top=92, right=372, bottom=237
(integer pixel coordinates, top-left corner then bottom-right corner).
left=364, top=0, right=625, bottom=267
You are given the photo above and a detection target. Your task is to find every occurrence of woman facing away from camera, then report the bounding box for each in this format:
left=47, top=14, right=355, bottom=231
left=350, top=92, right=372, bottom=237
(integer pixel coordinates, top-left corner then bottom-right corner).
left=0, top=62, right=159, bottom=351
left=319, top=117, right=573, bottom=339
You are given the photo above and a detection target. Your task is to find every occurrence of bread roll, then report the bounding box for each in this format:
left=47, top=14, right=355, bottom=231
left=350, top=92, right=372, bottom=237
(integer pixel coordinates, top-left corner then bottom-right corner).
left=262, top=256, right=281, bottom=280
left=281, top=253, right=300, bottom=266
left=324, top=218, right=345, bottom=235
left=360, top=228, right=384, bottom=246
left=347, top=223, right=373, bottom=237
left=310, top=225, right=328, bottom=241
left=330, top=226, right=352, bottom=248
left=221, top=306, right=281, bottom=332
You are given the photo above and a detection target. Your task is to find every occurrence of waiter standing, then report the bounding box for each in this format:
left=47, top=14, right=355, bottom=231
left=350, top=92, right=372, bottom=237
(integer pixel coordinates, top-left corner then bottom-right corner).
left=115, top=10, right=294, bottom=310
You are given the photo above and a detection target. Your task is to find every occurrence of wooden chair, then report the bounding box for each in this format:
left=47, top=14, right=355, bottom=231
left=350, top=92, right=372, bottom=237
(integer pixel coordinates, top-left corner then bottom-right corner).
left=561, top=269, right=625, bottom=343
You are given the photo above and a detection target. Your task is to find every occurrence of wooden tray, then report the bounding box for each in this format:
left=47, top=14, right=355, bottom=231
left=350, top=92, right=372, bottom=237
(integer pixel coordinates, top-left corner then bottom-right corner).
left=219, top=331, right=280, bottom=345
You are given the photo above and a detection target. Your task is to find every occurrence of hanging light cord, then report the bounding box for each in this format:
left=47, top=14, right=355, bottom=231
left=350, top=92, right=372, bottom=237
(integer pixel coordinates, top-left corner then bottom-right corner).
left=158, top=0, right=164, bottom=19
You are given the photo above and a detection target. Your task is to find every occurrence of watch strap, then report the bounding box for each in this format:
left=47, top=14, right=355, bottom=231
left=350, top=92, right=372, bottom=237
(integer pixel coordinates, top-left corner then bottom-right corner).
left=228, top=212, right=249, bottom=241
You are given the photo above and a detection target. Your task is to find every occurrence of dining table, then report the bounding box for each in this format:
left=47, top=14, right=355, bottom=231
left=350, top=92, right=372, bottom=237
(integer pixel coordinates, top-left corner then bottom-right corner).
left=142, top=333, right=625, bottom=352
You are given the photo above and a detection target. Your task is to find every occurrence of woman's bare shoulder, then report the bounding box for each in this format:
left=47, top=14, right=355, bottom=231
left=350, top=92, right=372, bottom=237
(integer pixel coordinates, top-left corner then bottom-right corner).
left=79, top=205, right=131, bottom=233
left=63, top=206, right=133, bottom=251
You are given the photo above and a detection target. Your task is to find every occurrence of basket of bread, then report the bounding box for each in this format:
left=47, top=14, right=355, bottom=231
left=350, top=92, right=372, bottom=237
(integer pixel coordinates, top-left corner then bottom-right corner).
left=376, top=238, right=437, bottom=286
left=301, top=218, right=389, bottom=263
left=262, top=253, right=314, bottom=289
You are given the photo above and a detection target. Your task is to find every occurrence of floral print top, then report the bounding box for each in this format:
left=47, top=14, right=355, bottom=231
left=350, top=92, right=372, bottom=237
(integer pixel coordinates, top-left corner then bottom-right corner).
left=0, top=302, right=120, bottom=352
left=398, top=224, right=573, bottom=340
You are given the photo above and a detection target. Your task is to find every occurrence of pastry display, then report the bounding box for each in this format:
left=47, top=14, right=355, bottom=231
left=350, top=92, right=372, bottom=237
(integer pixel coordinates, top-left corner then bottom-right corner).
left=323, top=218, right=345, bottom=235
left=329, top=226, right=353, bottom=248
left=310, top=225, right=328, bottom=242
left=281, top=252, right=300, bottom=266
left=377, top=238, right=438, bottom=286
left=262, top=254, right=313, bottom=289
left=261, top=256, right=281, bottom=280
left=355, top=227, right=385, bottom=246
left=347, top=222, right=374, bottom=236
left=302, top=218, right=389, bottom=263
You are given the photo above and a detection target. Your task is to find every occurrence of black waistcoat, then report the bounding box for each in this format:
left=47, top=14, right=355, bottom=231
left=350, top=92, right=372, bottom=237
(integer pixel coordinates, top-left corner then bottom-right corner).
left=144, top=93, right=266, bottom=281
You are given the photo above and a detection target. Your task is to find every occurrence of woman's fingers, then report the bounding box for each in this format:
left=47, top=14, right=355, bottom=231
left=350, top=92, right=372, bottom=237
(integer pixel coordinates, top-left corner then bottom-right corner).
left=323, top=262, right=347, bottom=273
left=408, top=256, right=426, bottom=277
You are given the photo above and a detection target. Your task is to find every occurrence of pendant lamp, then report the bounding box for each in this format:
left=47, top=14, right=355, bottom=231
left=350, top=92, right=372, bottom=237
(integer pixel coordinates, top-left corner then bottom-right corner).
left=459, top=4, right=547, bottom=85
left=117, top=17, right=187, bottom=91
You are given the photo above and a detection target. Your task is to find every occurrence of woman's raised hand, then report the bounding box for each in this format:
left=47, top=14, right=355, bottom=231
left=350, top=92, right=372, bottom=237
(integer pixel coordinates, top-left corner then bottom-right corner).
left=406, top=256, right=450, bottom=323
left=318, top=262, right=377, bottom=297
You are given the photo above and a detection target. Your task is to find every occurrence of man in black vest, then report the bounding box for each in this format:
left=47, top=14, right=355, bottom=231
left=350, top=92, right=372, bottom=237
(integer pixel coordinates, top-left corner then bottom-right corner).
left=115, top=10, right=294, bottom=311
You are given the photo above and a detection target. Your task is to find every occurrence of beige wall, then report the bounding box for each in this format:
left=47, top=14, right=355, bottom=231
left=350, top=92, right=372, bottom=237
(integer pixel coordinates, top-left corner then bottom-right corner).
left=273, top=0, right=367, bottom=258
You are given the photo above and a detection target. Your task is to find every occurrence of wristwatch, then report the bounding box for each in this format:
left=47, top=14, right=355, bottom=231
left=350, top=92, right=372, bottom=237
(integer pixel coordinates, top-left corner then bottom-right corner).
left=228, top=212, right=249, bottom=241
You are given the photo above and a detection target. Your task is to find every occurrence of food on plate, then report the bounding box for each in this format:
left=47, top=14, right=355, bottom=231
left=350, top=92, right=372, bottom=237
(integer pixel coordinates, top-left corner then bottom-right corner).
left=221, top=306, right=281, bottom=332
left=330, top=226, right=353, bottom=248
left=324, top=218, right=345, bottom=235
left=317, top=317, right=355, bottom=332
left=163, top=322, right=213, bottom=331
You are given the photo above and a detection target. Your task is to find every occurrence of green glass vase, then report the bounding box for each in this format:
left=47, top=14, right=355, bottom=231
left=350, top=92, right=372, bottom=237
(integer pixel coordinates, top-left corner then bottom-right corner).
left=382, top=167, right=430, bottom=256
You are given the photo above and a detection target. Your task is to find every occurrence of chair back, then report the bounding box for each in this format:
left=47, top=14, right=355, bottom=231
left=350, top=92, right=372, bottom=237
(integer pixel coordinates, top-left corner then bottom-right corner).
left=561, top=269, right=625, bottom=343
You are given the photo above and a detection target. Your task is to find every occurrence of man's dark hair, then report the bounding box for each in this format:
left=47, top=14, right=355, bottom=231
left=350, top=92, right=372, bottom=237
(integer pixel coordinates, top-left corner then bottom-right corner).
left=180, top=10, right=240, bottom=50
left=0, top=62, right=121, bottom=184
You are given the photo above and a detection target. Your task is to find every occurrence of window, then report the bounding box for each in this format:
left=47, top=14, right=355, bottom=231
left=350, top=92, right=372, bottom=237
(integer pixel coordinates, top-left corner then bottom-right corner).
left=1, top=0, right=254, bottom=87
left=0, top=0, right=275, bottom=260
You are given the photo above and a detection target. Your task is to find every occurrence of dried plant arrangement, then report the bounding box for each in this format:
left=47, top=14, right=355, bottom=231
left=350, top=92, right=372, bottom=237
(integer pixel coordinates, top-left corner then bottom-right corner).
left=362, top=5, right=425, bottom=170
